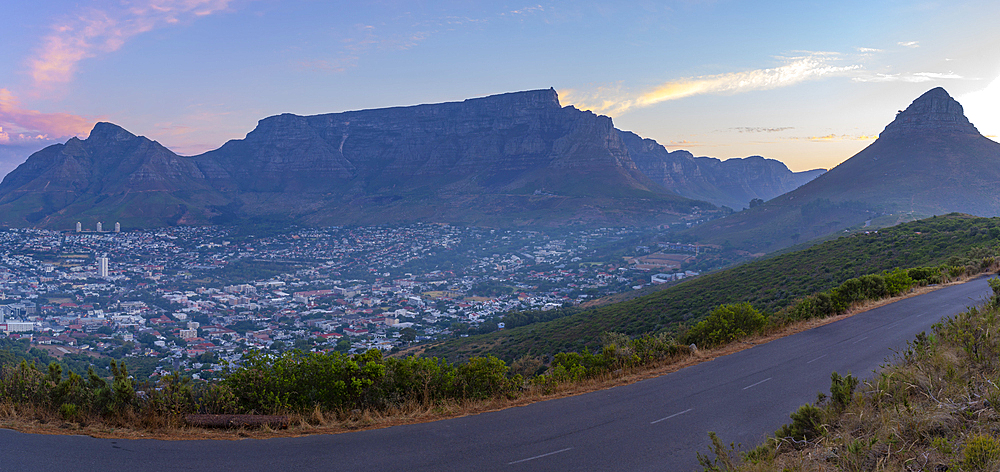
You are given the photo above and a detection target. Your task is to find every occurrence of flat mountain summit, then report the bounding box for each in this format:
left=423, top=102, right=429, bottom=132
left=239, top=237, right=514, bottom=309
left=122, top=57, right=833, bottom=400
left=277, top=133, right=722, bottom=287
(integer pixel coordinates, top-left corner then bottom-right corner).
left=0, top=89, right=820, bottom=229
left=687, top=87, right=1000, bottom=251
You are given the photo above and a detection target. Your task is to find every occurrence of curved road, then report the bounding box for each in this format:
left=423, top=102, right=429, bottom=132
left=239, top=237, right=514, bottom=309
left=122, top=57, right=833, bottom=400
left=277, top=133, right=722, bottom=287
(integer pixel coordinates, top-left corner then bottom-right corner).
left=2, top=276, right=994, bottom=472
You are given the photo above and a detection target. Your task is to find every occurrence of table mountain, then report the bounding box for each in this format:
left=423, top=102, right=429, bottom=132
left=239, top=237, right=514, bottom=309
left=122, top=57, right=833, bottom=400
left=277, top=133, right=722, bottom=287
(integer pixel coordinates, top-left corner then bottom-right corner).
left=686, top=87, right=1000, bottom=252
left=0, top=89, right=819, bottom=229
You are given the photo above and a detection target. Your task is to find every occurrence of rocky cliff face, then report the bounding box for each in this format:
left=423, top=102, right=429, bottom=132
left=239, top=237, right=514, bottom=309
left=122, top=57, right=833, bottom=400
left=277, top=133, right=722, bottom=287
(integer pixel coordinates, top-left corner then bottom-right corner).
left=879, top=87, right=980, bottom=138
left=0, top=90, right=713, bottom=228
left=0, top=88, right=832, bottom=229
left=622, top=131, right=824, bottom=210
left=198, top=89, right=655, bottom=196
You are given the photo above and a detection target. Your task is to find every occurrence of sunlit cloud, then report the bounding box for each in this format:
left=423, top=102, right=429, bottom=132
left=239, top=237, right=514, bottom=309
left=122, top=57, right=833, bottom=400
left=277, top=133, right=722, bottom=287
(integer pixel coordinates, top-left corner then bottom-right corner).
left=29, top=0, right=235, bottom=88
left=562, top=56, right=861, bottom=116
left=0, top=88, right=94, bottom=141
left=852, top=71, right=962, bottom=83
left=898, top=41, right=919, bottom=48
left=856, top=47, right=882, bottom=53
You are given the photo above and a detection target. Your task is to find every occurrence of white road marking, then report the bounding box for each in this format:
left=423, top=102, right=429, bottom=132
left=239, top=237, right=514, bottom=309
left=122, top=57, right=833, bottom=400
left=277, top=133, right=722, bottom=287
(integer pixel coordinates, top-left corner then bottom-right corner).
left=743, top=377, right=772, bottom=390
left=806, top=354, right=826, bottom=364
left=852, top=336, right=870, bottom=344
left=651, top=408, right=693, bottom=424
left=508, top=447, right=573, bottom=465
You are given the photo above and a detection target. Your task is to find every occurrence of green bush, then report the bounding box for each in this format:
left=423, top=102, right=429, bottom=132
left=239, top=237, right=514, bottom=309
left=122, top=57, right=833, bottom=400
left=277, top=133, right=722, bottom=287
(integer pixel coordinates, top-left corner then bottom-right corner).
left=222, top=349, right=524, bottom=413
left=452, top=355, right=521, bottom=400
left=882, top=268, right=914, bottom=296
left=963, top=435, right=1000, bottom=471
left=908, top=266, right=942, bottom=284
left=989, top=277, right=1000, bottom=306
left=774, top=403, right=823, bottom=442
left=683, top=303, right=767, bottom=348
left=223, top=349, right=388, bottom=413
left=829, top=371, right=858, bottom=410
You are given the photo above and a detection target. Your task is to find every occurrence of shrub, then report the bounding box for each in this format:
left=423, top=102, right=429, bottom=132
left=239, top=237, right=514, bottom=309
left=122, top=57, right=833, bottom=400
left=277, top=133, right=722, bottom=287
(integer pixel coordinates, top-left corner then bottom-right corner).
left=774, top=404, right=823, bottom=442
left=223, top=349, right=388, bottom=413
left=882, top=268, right=914, bottom=296
left=829, top=371, right=858, bottom=410
left=59, top=403, right=79, bottom=421
left=989, top=277, right=1000, bottom=306
left=452, top=355, right=521, bottom=400
left=963, top=435, right=1000, bottom=471
left=908, top=266, right=942, bottom=284
left=683, top=303, right=767, bottom=348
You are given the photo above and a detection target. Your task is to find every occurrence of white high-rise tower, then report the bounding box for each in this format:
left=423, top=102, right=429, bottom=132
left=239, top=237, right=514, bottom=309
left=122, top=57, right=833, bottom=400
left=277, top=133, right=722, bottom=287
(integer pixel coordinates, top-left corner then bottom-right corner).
left=76, top=222, right=82, bottom=232
left=96, top=222, right=103, bottom=232
left=97, top=256, right=109, bottom=278
left=114, top=222, right=121, bottom=233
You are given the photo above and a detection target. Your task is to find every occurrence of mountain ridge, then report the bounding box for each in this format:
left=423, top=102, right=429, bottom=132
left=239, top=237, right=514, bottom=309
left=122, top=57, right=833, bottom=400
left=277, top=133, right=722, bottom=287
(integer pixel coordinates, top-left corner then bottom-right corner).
left=0, top=89, right=821, bottom=229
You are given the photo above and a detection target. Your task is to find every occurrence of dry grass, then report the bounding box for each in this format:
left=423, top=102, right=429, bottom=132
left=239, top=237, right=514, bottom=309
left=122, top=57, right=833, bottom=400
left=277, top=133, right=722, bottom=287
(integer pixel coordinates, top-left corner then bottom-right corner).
left=730, top=281, right=1000, bottom=471
left=0, top=276, right=987, bottom=442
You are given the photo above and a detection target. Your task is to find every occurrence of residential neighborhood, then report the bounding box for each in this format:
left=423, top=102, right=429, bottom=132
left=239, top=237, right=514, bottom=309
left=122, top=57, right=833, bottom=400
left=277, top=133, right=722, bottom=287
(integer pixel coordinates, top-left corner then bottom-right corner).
left=0, top=223, right=703, bottom=379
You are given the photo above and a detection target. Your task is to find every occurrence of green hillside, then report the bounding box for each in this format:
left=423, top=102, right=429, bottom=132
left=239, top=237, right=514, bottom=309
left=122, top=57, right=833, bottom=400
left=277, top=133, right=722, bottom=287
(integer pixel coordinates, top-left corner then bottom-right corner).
left=422, top=214, right=1000, bottom=362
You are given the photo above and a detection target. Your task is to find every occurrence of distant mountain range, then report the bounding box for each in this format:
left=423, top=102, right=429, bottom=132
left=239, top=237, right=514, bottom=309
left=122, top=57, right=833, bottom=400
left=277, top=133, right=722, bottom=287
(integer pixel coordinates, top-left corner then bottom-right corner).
left=0, top=89, right=822, bottom=229
left=621, top=132, right=825, bottom=210
left=686, top=87, right=1000, bottom=252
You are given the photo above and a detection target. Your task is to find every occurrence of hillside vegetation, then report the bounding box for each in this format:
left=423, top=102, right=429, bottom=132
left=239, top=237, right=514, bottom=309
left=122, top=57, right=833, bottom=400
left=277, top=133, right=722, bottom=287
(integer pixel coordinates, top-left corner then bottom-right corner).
left=422, top=214, right=1000, bottom=362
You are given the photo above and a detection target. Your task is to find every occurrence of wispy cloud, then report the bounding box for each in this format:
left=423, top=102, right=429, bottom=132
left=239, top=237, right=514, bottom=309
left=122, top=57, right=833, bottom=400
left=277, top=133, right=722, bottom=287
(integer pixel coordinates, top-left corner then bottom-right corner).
left=562, top=56, right=860, bottom=115
left=505, top=5, right=545, bottom=16
left=304, top=7, right=538, bottom=75
left=898, top=41, right=920, bottom=48
left=786, top=134, right=878, bottom=142
left=730, top=127, right=794, bottom=133
left=29, top=0, right=235, bottom=88
left=856, top=47, right=882, bottom=53
left=662, top=139, right=702, bottom=147
left=0, top=88, right=94, bottom=142
left=853, top=71, right=963, bottom=83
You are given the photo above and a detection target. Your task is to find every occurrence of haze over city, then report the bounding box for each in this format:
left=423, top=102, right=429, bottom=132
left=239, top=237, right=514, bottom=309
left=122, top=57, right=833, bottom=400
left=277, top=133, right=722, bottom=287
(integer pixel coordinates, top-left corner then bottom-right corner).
left=3, top=0, right=1000, bottom=178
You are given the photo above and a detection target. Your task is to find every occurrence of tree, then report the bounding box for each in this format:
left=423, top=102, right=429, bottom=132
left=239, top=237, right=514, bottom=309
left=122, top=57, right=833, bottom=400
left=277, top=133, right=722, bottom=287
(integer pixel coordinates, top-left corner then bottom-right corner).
left=749, top=198, right=765, bottom=208
left=400, top=327, right=417, bottom=343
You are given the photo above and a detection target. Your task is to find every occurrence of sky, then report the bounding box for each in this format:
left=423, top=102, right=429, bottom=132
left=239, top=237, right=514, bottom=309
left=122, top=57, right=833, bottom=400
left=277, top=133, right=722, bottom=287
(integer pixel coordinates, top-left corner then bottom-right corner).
left=3, top=0, right=1000, bottom=178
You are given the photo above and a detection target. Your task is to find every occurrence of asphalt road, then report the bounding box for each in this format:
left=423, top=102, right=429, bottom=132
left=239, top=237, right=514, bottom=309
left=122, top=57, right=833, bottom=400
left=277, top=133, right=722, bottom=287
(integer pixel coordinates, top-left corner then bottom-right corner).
left=2, top=276, right=994, bottom=472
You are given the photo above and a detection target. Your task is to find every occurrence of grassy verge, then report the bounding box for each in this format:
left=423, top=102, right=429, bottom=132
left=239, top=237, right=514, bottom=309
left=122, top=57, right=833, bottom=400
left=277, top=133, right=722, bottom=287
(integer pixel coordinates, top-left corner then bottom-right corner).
left=700, top=277, right=1000, bottom=472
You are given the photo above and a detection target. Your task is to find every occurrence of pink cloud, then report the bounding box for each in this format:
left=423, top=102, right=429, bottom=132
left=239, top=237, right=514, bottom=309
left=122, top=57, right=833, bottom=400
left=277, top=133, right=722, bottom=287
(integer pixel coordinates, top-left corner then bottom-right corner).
left=29, top=0, right=235, bottom=87
left=0, top=88, right=95, bottom=140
